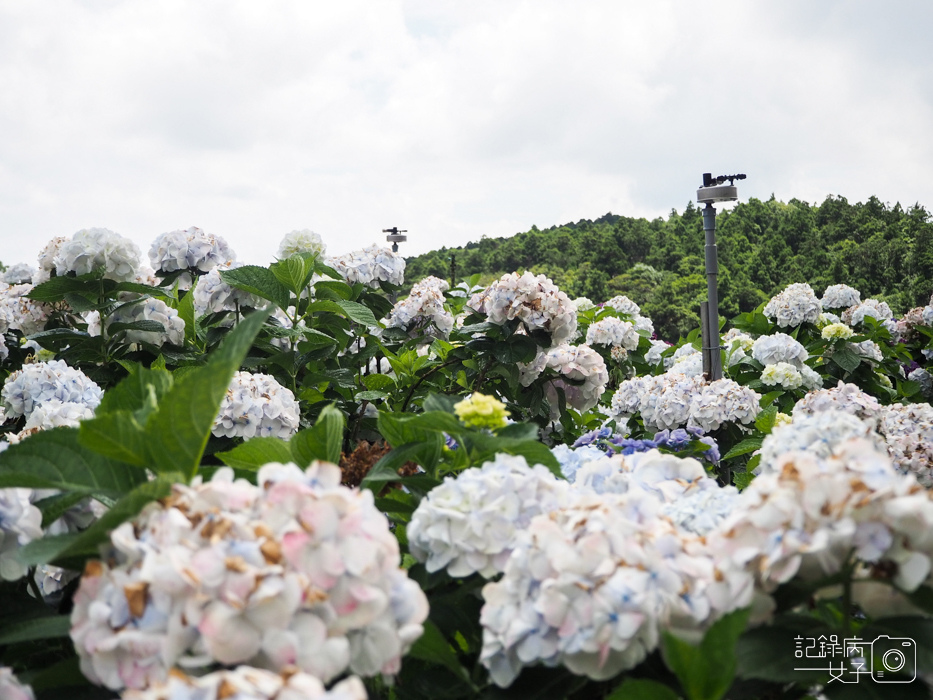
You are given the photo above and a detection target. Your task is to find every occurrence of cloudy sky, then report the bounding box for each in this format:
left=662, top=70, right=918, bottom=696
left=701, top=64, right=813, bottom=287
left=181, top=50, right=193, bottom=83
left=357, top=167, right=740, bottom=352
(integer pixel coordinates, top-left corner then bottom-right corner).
left=1, top=0, right=931, bottom=269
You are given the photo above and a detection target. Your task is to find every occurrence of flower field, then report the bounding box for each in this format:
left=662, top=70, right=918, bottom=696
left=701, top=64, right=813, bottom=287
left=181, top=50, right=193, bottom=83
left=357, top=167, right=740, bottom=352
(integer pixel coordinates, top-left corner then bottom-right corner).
left=0, top=226, right=932, bottom=699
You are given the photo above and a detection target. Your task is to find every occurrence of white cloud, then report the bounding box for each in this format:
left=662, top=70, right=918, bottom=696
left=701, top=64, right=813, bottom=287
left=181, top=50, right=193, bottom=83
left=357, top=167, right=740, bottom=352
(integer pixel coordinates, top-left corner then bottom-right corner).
left=0, top=0, right=931, bottom=271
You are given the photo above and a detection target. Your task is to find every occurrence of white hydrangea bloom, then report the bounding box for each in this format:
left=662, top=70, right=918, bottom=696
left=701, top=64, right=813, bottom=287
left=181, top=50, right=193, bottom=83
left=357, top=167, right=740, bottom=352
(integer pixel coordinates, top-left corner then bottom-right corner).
left=7, top=399, right=96, bottom=445
left=763, top=283, right=821, bottom=327
left=193, top=262, right=265, bottom=319
left=0, top=335, right=7, bottom=363
left=54, top=228, right=140, bottom=281
left=879, top=403, right=933, bottom=486
left=799, top=365, right=824, bottom=391
left=1, top=263, right=35, bottom=285
left=821, top=284, right=861, bottom=310
left=585, top=316, right=639, bottom=350
left=122, top=667, right=366, bottom=700
left=843, top=298, right=894, bottom=327
left=821, top=322, right=854, bottom=340
left=572, top=296, right=595, bottom=312
left=550, top=444, right=609, bottom=483
left=644, top=373, right=705, bottom=431
left=1, top=360, right=103, bottom=420
left=212, top=372, right=300, bottom=439
left=760, top=362, right=804, bottom=390
left=709, top=439, right=933, bottom=596
left=751, top=333, right=808, bottom=368
left=633, top=314, right=655, bottom=336
left=610, top=375, right=646, bottom=419
left=383, top=276, right=453, bottom=339
left=0, top=284, right=51, bottom=336
left=107, top=298, right=185, bottom=346
left=723, top=331, right=754, bottom=366
left=541, top=344, right=609, bottom=416
left=574, top=450, right=714, bottom=503
left=33, top=236, right=67, bottom=285
left=149, top=227, right=236, bottom=274
left=816, top=312, right=842, bottom=328
left=277, top=229, right=327, bottom=260
left=480, top=488, right=753, bottom=686
left=908, top=368, right=932, bottom=398
left=663, top=486, right=742, bottom=536
left=70, top=463, right=427, bottom=691
left=408, top=454, right=570, bottom=578
left=328, top=244, right=405, bottom=288
left=665, top=343, right=699, bottom=369
left=0, top=488, right=43, bottom=581
left=759, top=410, right=884, bottom=470
left=923, top=306, right=933, bottom=327
left=645, top=339, right=670, bottom=365
left=0, top=667, right=35, bottom=700
left=605, top=295, right=640, bottom=317
left=687, top=378, right=762, bottom=432
left=850, top=339, right=883, bottom=363
left=792, top=381, right=883, bottom=427
left=669, top=352, right=704, bottom=378
left=467, top=271, right=577, bottom=346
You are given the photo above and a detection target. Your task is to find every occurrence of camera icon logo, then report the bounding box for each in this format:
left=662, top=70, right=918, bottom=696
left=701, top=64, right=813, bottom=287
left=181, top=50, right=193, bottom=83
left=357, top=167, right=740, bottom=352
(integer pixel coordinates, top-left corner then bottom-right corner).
left=870, top=635, right=916, bottom=683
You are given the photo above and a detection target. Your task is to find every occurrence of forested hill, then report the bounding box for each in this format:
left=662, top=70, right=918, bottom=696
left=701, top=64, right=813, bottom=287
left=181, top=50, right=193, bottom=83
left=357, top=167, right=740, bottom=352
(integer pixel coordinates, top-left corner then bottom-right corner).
left=405, top=195, right=933, bottom=339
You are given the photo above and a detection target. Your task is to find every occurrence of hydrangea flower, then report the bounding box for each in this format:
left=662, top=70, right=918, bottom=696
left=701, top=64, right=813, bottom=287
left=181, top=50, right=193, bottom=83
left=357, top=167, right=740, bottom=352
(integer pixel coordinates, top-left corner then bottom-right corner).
left=1, top=360, right=103, bottom=421
left=723, top=331, right=754, bottom=366
left=212, top=372, right=300, bottom=439
left=54, top=228, right=141, bottom=282
left=604, top=295, right=641, bottom=317
left=687, top=378, right=762, bottom=432
left=923, top=305, right=933, bottom=327
left=669, top=352, right=704, bottom=377
left=70, top=463, right=427, bottom=690
left=585, top=317, right=639, bottom=351
left=550, top=444, right=612, bottom=482
left=821, top=284, right=861, bottom=310
left=751, top=333, right=808, bottom=367
left=822, top=322, right=854, bottom=340
left=467, top=271, right=577, bottom=346
left=6, top=399, right=96, bottom=445
left=0, top=284, right=50, bottom=336
left=148, top=227, right=235, bottom=274
left=122, top=667, right=366, bottom=700
left=104, top=298, right=185, bottom=346
left=33, top=236, right=68, bottom=285
left=572, top=297, right=595, bottom=312
left=453, top=392, right=510, bottom=431
left=0, top=488, right=43, bottom=581
left=480, top=486, right=753, bottom=686
left=645, top=339, right=670, bottom=366
left=763, top=283, right=821, bottom=327
left=850, top=339, right=884, bottom=363
left=328, top=245, right=405, bottom=288
left=792, top=381, right=883, bottom=426
left=761, top=362, right=804, bottom=390
left=816, top=312, right=842, bottom=328
left=540, top=344, right=609, bottom=416
left=408, top=453, right=570, bottom=578
left=383, top=276, right=453, bottom=339
left=1, top=263, right=35, bottom=285
left=277, top=229, right=327, bottom=260
left=0, top=668, right=35, bottom=700
left=193, top=263, right=265, bottom=319
left=879, top=403, right=933, bottom=486
left=665, top=343, right=699, bottom=369
left=710, top=439, right=933, bottom=597
left=759, top=410, right=884, bottom=470
left=842, top=298, right=894, bottom=327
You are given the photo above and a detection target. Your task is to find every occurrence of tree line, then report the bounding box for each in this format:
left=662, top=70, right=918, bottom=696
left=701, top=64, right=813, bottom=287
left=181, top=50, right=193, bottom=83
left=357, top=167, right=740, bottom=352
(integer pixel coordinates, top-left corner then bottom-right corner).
left=405, top=195, right=933, bottom=340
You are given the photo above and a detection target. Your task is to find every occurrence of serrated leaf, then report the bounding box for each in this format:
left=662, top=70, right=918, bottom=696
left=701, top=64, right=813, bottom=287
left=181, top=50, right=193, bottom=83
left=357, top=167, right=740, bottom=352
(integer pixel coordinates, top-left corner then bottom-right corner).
left=755, top=406, right=778, bottom=433
left=758, top=390, right=783, bottom=408
left=220, top=266, right=291, bottom=310
left=178, top=284, right=197, bottom=345
left=723, top=437, right=764, bottom=460
left=79, top=410, right=149, bottom=466
left=831, top=344, right=862, bottom=373
left=217, top=437, right=294, bottom=470
left=143, top=308, right=271, bottom=478
left=26, top=273, right=107, bottom=302
left=363, top=374, right=395, bottom=391
left=335, top=299, right=379, bottom=328
left=271, top=255, right=313, bottom=295
left=354, top=390, right=388, bottom=402
left=95, top=365, right=174, bottom=415
left=0, top=427, right=147, bottom=494
left=313, top=279, right=354, bottom=300
left=108, top=319, right=168, bottom=334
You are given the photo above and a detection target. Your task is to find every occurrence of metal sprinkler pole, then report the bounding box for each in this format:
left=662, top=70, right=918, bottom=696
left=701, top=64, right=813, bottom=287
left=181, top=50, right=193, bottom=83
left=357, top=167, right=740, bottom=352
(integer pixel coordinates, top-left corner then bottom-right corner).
left=702, top=202, right=722, bottom=381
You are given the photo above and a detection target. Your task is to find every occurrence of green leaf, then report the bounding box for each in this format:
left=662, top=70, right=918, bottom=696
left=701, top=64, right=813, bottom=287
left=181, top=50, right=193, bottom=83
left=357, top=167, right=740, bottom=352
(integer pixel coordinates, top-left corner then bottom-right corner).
left=26, top=273, right=106, bottom=302
left=270, top=254, right=313, bottom=295
left=143, top=308, right=271, bottom=478
left=606, top=678, right=680, bottom=700
left=354, top=390, right=388, bottom=402
left=0, top=427, right=147, bottom=494
left=493, top=335, right=539, bottom=364
left=363, top=373, right=396, bottom=391
left=735, top=615, right=834, bottom=683
left=758, top=390, right=783, bottom=408
left=178, top=283, right=197, bottom=345
left=723, top=437, right=764, bottom=460
left=79, top=410, right=149, bottom=466
left=290, top=404, right=345, bottom=466
left=108, top=319, right=168, bottom=335
left=34, top=491, right=92, bottom=528
left=408, top=619, right=473, bottom=684
left=97, top=366, right=174, bottom=415
left=0, top=615, right=71, bottom=644
left=218, top=437, right=294, bottom=470
left=733, top=471, right=755, bottom=490
left=755, top=406, right=778, bottom=433
left=220, top=266, right=291, bottom=310
left=830, top=344, right=862, bottom=373
left=335, top=299, right=379, bottom=328
left=662, top=607, right=750, bottom=700
left=312, top=279, right=354, bottom=300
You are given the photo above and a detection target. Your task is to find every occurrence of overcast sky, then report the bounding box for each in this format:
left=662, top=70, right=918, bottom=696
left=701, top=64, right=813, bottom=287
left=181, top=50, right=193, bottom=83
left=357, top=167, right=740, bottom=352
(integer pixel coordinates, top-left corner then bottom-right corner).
left=1, top=0, right=931, bottom=269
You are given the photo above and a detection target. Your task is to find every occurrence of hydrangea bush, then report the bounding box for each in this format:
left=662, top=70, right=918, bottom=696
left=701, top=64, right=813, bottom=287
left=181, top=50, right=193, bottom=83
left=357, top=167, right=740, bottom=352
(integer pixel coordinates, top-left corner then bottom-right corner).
left=0, top=228, right=931, bottom=698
